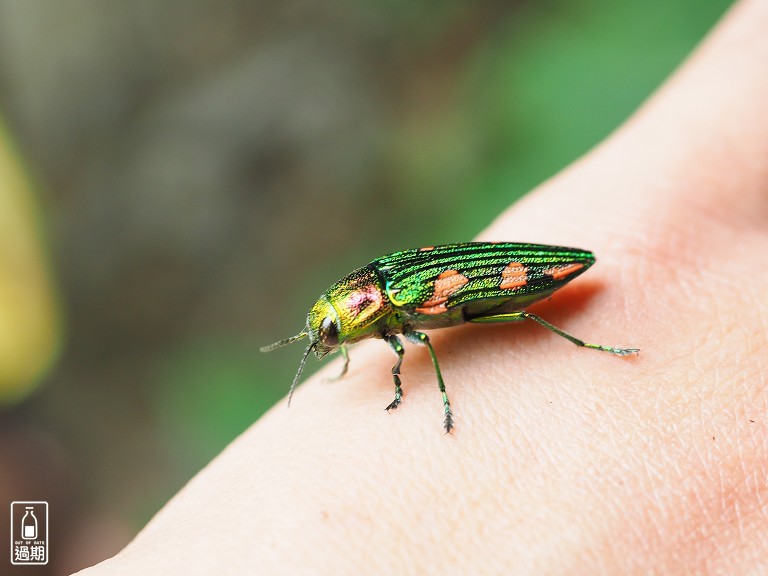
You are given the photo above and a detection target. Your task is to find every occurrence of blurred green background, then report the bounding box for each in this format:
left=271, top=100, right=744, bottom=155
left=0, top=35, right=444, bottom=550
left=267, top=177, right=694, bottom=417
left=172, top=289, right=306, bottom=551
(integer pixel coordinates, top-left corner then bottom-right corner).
left=0, top=0, right=731, bottom=572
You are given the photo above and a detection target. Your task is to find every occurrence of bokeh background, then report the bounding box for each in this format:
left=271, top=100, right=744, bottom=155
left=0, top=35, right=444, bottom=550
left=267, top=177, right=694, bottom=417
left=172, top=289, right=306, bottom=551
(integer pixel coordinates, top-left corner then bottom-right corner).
left=0, top=1, right=731, bottom=573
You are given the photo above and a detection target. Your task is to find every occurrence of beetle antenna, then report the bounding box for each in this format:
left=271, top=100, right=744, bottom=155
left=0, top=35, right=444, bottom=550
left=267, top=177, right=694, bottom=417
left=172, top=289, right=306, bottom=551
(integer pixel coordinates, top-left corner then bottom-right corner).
left=260, top=331, right=307, bottom=353
left=287, top=343, right=314, bottom=407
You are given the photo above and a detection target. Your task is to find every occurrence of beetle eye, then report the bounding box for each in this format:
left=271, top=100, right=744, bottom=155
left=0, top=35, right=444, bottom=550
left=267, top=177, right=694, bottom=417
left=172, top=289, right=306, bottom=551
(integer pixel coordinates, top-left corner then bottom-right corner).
left=319, top=316, right=339, bottom=347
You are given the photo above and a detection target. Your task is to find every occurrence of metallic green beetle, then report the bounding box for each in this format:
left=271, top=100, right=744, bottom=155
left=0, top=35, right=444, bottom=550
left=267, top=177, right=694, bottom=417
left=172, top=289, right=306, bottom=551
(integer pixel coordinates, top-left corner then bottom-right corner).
left=262, top=242, right=638, bottom=432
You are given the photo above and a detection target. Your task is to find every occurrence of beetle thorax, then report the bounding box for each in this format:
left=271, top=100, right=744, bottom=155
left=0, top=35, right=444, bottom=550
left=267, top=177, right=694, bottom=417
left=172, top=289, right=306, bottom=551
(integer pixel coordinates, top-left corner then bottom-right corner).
left=308, top=266, right=392, bottom=351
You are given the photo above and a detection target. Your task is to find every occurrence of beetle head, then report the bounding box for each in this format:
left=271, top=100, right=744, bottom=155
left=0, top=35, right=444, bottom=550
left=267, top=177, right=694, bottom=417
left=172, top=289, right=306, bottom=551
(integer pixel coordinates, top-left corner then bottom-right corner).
left=307, top=295, right=342, bottom=358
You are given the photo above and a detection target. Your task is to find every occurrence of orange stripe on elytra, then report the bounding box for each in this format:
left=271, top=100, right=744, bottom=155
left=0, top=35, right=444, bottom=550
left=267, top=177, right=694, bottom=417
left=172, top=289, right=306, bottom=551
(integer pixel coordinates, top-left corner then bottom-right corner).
left=418, top=246, right=435, bottom=251
left=500, top=262, right=527, bottom=290
left=415, top=269, right=469, bottom=315
left=543, top=263, right=584, bottom=280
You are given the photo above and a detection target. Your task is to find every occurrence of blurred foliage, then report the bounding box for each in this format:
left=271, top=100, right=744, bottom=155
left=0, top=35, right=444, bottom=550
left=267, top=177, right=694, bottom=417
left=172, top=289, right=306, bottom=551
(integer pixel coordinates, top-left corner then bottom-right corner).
left=0, top=118, right=60, bottom=403
left=0, top=0, right=731, bottom=571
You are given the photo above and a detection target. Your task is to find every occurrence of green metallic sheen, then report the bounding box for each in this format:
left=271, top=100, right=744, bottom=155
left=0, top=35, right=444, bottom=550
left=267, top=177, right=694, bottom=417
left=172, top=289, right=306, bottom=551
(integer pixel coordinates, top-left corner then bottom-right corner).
left=375, top=243, right=594, bottom=328
left=261, top=242, right=638, bottom=433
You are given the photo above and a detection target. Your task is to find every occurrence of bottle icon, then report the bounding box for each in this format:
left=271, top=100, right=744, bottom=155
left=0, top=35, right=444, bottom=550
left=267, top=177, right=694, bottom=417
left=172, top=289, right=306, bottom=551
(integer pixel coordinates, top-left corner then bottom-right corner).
left=21, top=507, right=37, bottom=540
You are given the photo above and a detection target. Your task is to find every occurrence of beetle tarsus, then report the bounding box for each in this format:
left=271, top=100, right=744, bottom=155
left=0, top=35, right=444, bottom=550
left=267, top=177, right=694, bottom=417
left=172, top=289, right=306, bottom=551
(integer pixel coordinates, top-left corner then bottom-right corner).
left=385, top=372, right=403, bottom=411
left=608, top=347, right=640, bottom=356
left=443, top=410, right=454, bottom=434
left=385, top=398, right=402, bottom=412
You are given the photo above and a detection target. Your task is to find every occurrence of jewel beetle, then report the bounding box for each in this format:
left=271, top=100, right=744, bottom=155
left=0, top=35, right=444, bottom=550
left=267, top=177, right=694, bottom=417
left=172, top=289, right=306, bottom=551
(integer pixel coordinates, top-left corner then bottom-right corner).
left=261, top=242, right=638, bottom=433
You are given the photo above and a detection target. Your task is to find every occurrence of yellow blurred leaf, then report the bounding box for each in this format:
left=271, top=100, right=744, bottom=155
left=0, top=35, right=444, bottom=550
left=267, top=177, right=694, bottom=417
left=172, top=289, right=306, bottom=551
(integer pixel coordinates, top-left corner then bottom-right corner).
left=0, top=117, right=61, bottom=404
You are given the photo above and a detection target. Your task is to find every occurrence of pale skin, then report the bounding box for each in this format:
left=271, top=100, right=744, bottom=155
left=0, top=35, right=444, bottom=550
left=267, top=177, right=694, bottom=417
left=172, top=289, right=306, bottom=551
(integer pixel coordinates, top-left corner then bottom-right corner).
left=78, top=1, right=768, bottom=574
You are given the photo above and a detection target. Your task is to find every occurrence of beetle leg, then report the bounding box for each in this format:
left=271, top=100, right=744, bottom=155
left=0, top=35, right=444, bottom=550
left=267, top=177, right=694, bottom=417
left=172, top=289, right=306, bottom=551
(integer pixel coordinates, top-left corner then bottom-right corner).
left=324, top=345, right=350, bottom=382
left=384, top=335, right=405, bottom=412
left=404, top=330, right=453, bottom=434
left=469, top=311, right=639, bottom=356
